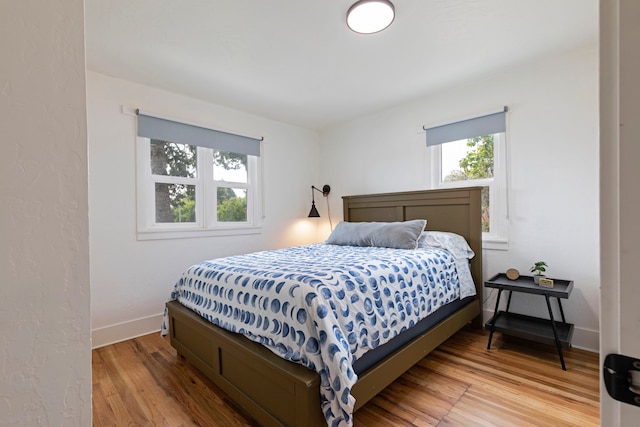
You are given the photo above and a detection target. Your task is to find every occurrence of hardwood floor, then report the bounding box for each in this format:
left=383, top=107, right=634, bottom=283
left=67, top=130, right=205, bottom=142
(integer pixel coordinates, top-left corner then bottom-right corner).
left=92, top=327, right=599, bottom=426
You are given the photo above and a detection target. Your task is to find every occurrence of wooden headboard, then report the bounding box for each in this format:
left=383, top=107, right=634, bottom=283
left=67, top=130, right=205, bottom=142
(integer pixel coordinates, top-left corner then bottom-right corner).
left=342, top=187, right=483, bottom=303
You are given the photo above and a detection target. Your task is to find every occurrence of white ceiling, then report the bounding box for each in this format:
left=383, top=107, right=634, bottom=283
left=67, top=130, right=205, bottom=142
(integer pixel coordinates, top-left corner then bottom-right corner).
left=85, top=0, right=598, bottom=131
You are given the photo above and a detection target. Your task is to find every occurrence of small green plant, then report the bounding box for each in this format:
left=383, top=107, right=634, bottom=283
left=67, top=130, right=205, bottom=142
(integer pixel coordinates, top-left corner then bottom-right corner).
left=530, top=261, right=548, bottom=276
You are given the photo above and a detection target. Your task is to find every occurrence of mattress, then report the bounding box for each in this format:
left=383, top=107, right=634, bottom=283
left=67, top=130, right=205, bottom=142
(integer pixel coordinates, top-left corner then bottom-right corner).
left=352, top=295, right=474, bottom=374
left=161, top=243, right=475, bottom=427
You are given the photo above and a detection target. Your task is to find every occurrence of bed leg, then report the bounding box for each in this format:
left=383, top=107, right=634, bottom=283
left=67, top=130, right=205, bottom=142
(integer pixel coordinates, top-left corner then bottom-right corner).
left=470, top=314, right=483, bottom=329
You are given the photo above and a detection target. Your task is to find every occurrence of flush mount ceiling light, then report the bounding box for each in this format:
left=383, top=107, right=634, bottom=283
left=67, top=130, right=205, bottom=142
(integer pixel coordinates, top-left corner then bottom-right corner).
left=347, top=0, right=395, bottom=34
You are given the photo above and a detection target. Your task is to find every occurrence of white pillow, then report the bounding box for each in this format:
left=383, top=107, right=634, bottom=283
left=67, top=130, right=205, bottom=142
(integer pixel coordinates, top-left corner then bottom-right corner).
left=417, top=231, right=475, bottom=259
left=418, top=231, right=476, bottom=299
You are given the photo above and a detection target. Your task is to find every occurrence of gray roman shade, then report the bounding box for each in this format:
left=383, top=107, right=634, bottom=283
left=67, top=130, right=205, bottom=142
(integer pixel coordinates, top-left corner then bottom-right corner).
left=425, top=107, right=507, bottom=147
left=137, top=111, right=261, bottom=156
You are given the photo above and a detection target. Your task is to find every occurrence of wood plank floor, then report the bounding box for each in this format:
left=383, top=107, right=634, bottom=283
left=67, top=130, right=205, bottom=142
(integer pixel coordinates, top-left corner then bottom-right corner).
left=92, top=326, right=599, bottom=426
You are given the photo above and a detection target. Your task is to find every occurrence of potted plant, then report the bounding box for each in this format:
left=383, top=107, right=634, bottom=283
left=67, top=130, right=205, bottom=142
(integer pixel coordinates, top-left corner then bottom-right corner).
left=530, top=261, right=548, bottom=284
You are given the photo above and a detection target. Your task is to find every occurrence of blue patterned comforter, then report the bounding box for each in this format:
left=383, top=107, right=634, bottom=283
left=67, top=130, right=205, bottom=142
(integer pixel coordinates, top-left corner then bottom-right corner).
left=161, top=243, right=471, bottom=427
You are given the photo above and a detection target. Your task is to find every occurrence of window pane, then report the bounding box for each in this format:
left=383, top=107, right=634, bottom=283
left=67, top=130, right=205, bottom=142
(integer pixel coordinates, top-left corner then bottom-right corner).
left=213, top=151, right=248, bottom=183
left=481, top=186, right=490, bottom=233
left=441, top=135, right=494, bottom=182
left=150, top=139, right=197, bottom=178
left=155, top=183, right=196, bottom=223
left=217, top=188, right=247, bottom=222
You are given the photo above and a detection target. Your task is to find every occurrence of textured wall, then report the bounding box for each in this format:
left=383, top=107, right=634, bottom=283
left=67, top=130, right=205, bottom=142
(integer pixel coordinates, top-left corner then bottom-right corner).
left=0, top=0, right=91, bottom=425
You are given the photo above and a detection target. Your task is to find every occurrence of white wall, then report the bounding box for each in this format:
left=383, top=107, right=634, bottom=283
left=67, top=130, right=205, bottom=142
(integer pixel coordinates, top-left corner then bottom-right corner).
left=319, top=45, right=600, bottom=351
left=87, top=72, right=323, bottom=347
left=0, top=0, right=91, bottom=424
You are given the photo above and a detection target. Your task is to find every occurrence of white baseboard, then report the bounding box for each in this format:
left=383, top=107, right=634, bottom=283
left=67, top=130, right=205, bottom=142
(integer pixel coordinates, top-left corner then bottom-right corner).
left=482, top=309, right=599, bottom=353
left=92, top=313, right=164, bottom=349
left=570, top=327, right=599, bottom=353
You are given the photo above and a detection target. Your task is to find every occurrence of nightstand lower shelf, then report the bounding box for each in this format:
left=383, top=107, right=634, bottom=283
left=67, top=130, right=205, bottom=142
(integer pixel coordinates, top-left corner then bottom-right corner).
left=485, top=311, right=574, bottom=348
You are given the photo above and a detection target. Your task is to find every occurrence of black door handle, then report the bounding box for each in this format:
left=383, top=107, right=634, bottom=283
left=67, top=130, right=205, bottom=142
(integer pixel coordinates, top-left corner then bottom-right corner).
left=603, top=353, right=640, bottom=407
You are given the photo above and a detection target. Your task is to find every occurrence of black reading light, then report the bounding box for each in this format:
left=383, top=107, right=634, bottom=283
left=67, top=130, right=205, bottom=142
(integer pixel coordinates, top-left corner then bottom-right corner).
left=308, top=185, right=331, bottom=218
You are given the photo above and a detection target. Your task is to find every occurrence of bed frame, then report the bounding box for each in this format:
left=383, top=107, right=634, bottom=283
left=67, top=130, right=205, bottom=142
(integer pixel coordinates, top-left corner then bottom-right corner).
left=166, top=187, right=483, bottom=426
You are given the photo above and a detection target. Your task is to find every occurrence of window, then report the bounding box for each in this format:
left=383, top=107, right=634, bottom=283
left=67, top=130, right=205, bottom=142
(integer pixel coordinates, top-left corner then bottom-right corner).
left=136, top=112, right=262, bottom=239
left=426, top=109, right=508, bottom=248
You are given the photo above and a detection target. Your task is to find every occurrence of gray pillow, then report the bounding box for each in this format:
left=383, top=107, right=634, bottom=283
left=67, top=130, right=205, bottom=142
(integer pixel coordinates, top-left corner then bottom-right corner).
left=326, top=220, right=427, bottom=249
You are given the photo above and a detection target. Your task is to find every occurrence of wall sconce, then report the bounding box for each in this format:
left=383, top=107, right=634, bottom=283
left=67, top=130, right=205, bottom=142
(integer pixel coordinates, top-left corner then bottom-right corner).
left=308, top=185, right=331, bottom=217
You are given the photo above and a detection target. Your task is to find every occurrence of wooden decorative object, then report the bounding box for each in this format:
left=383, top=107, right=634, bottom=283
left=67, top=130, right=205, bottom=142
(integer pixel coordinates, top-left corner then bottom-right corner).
left=506, top=268, right=520, bottom=280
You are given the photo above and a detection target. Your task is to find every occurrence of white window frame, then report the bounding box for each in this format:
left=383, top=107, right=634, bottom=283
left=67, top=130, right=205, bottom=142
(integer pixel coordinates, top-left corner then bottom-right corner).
left=136, top=137, right=262, bottom=240
left=431, top=132, right=508, bottom=250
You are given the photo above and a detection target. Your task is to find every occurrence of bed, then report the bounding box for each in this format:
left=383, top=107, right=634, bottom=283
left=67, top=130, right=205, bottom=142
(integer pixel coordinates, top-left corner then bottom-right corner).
left=163, top=187, right=483, bottom=427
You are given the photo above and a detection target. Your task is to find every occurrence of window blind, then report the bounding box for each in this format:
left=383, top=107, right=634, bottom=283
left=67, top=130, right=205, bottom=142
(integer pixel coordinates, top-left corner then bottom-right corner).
left=425, top=107, right=507, bottom=147
left=137, top=111, right=261, bottom=156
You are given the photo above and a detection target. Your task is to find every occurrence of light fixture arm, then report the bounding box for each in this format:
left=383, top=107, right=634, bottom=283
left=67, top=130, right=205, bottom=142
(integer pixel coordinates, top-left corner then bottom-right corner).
left=312, top=185, right=331, bottom=197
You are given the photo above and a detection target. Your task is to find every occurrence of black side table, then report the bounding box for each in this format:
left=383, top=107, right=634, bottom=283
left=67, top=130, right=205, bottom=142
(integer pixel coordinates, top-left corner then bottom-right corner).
left=485, top=273, right=574, bottom=370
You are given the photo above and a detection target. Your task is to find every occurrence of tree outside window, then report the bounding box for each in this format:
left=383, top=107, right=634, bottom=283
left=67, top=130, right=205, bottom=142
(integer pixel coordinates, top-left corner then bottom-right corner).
left=441, top=135, right=494, bottom=232
left=149, top=140, right=250, bottom=225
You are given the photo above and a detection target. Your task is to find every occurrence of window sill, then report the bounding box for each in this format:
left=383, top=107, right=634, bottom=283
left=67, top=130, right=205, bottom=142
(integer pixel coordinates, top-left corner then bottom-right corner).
left=482, top=237, right=509, bottom=251
left=137, top=226, right=262, bottom=241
